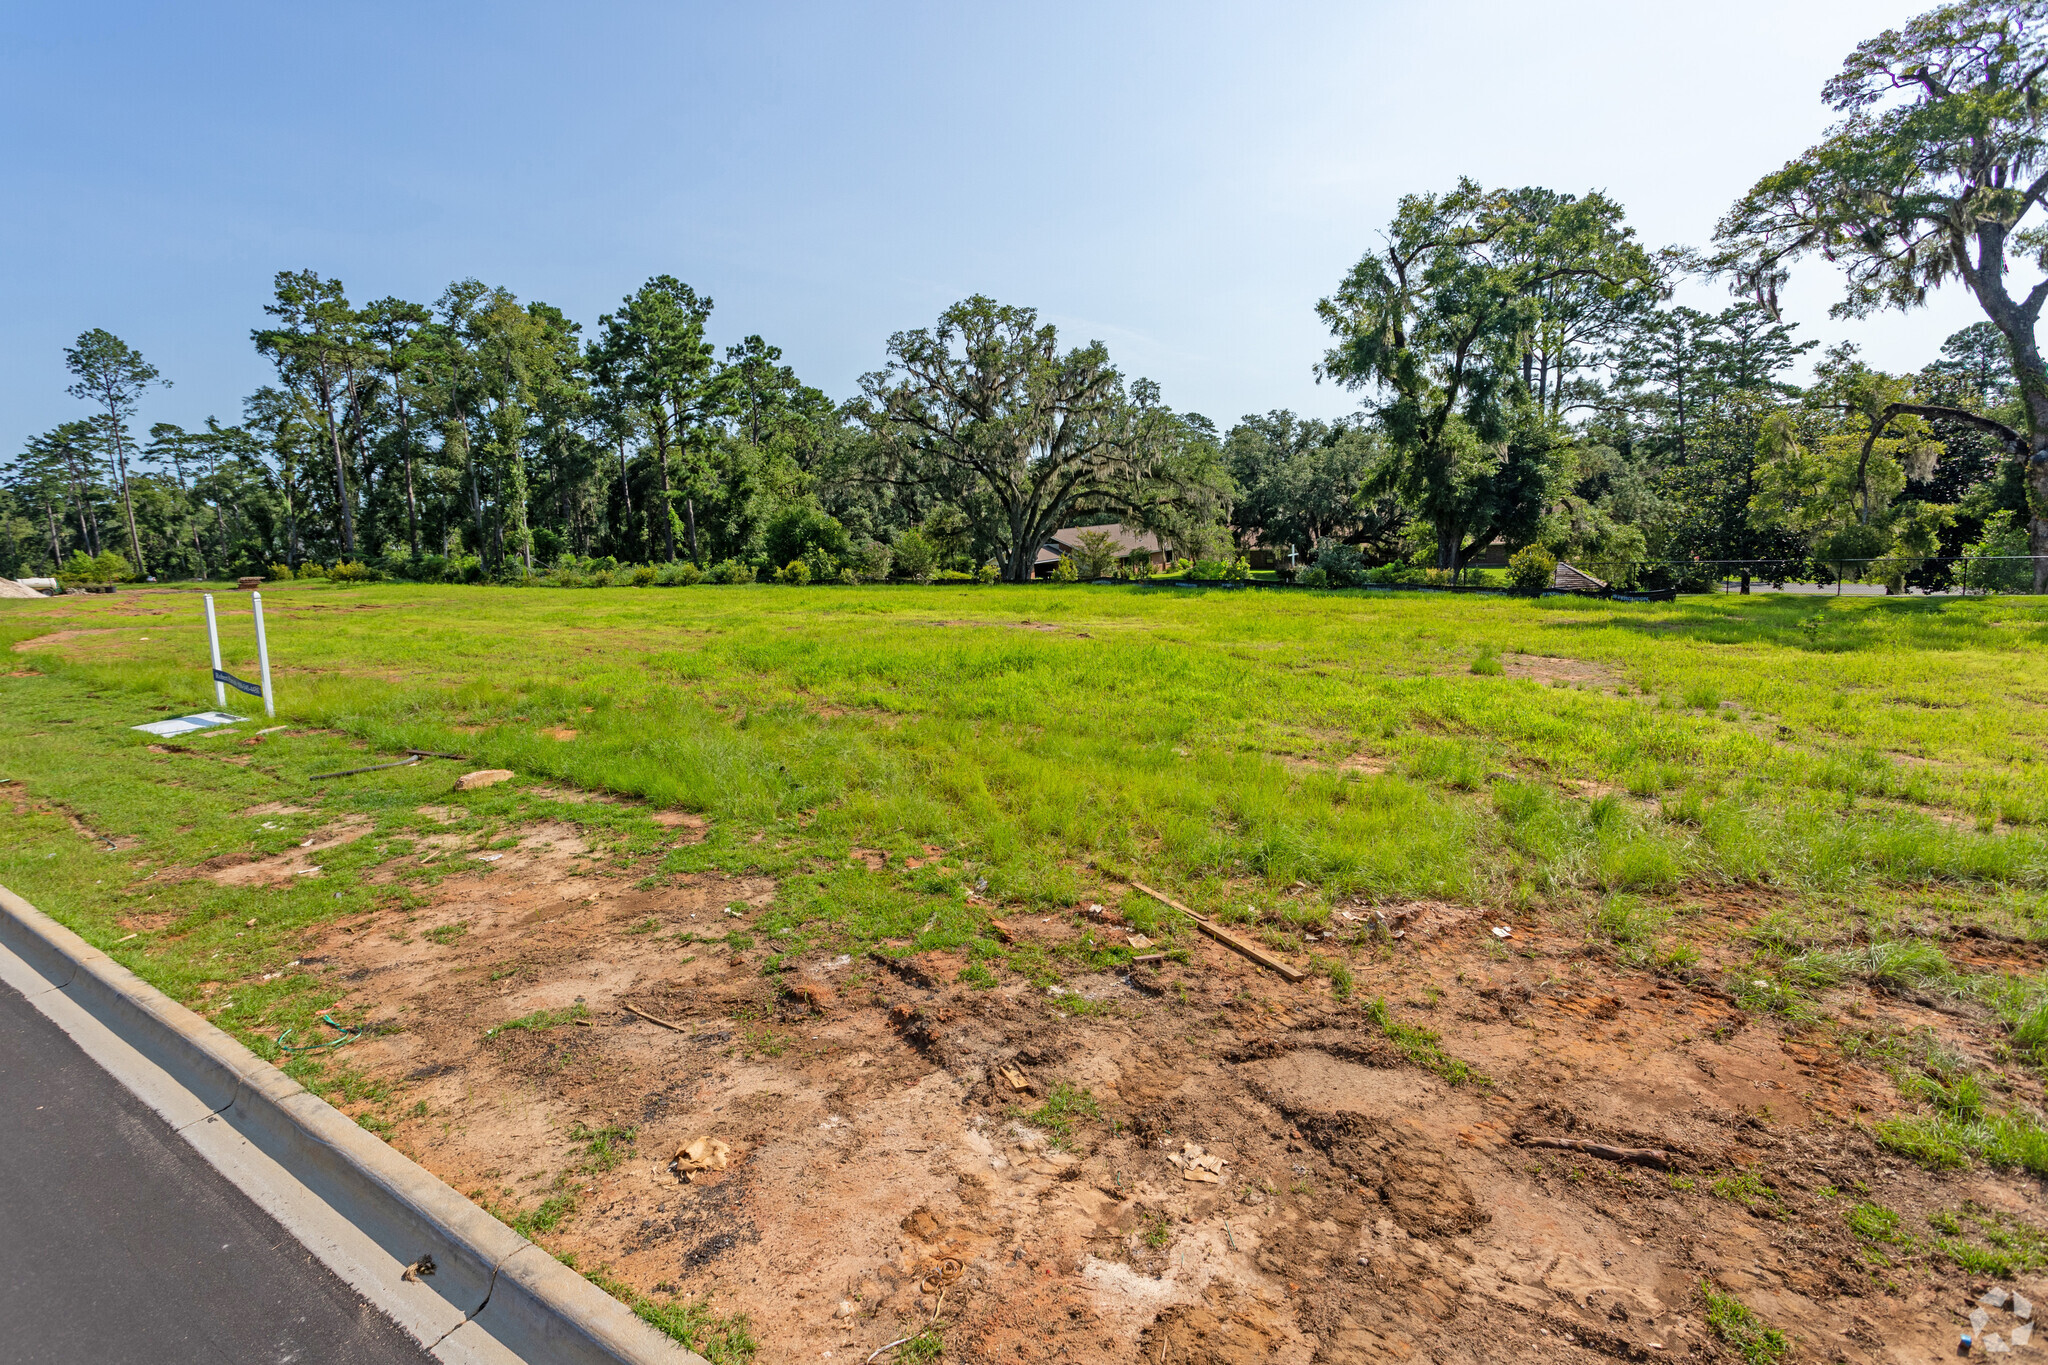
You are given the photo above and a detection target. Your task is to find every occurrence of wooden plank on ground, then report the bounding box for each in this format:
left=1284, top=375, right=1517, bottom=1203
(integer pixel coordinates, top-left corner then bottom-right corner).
left=1128, top=880, right=1308, bottom=983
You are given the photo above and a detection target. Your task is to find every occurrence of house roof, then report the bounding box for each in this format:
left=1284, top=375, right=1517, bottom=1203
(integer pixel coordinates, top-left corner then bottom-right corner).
left=1553, top=562, right=1607, bottom=592
left=1047, top=523, right=1163, bottom=556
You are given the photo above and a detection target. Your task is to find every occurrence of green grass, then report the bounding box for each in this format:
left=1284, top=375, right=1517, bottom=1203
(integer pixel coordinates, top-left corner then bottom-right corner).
left=1846, top=1201, right=1903, bottom=1243
left=581, top=1264, right=758, bottom=1363
left=1701, top=1281, right=1791, bottom=1364
left=1013, top=1081, right=1102, bottom=1150
left=1363, top=997, right=1485, bottom=1084
left=485, top=1003, right=590, bottom=1037
left=1709, top=1170, right=1781, bottom=1212
left=570, top=1120, right=637, bottom=1172
left=11, top=584, right=2048, bottom=935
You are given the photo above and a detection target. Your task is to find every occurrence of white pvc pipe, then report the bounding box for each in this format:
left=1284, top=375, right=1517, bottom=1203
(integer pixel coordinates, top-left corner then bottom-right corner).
left=252, top=592, right=274, bottom=719
left=203, top=594, right=225, bottom=708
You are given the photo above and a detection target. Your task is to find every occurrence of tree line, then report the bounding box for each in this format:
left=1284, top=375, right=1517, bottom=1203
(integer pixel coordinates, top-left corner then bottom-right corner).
left=6, top=2, right=2045, bottom=594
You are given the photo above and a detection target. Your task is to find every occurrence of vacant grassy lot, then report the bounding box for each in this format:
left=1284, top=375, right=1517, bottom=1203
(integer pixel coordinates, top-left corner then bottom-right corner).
left=6, top=580, right=2048, bottom=1034
left=5, top=580, right=2048, bottom=1360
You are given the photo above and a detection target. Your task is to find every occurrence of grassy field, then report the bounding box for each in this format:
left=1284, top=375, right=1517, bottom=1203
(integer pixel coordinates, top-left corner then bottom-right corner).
left=6, top=582, right=2048, bottom=969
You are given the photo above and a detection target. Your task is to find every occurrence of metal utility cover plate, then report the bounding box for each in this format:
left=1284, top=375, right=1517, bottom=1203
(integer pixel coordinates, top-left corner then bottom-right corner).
left=132, top=712, right=247, bottom=737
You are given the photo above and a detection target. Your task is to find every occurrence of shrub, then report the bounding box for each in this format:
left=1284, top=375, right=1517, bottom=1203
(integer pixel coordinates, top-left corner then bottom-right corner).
left=1954, top=510, right=2034, bottom=593
left=1050, top=556, right=1079, bottom=582
left=1066, top=529, right=1124, bottom=580
left=892, top=530, right=939, bottom=583
left=774, top=559, right=812, bottom=585
left=704, top=559, right=756, bottom=585
left=1507, top=546, right=1557, bottom=593
left=296, top=562, right=329, bottom=580
left=847, top=540, right=892, bottom=582
left=61, top=549, right=135, bottom=584
left=265, top=562, right=295, bottom=582
left=799, top=546, right=837, bottom=583
left=763, top=503, right=849, bottom=572
left=976, top=562, right=999, bottom=584
left=1189, top=558, right=1229, bottom=580
left=655, top=560, right=702, bottom=586
left=629, top=564, right=657, bottom=587
left=1312, top=543, right=1369, bottom=586
left=1297, top=566, right=1330, bottom=588
left=328, top=560, right=380, bottom=583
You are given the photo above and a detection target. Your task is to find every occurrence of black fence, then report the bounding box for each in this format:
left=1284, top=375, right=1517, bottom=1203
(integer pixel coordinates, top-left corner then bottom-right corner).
left=1139, top=554, right=2045, bottom=597
left=1566, top=555, right=2042, bottom=597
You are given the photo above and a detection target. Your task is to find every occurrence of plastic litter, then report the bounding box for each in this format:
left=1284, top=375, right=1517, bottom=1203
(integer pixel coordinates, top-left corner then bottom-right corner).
left=2015, top=1322, right=2033, bottom=1346
left=1491, top=926, right=1511, bottom=939
left=1983, top=1289, right=2012, bottom=1309
left=1973, top=1309, right=1991, bottom=1334
left=2016, top=1294, right=2033, bottom=1321
left=1986, top=1331, right=2010, bottom=1354
left=277, top=1013, right=363, bottom=1054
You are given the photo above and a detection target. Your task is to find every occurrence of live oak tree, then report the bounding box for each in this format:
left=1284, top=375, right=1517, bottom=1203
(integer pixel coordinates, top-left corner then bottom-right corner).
left=65, top=328, right=166, bottom=573
left=1713, top=0, right=2048, bottom=586
left=1223, top=412, right=1396, bottom=562
left=1316, top=180, right=1656, bottom=572
left=857, top=296, right=1186, bottom=582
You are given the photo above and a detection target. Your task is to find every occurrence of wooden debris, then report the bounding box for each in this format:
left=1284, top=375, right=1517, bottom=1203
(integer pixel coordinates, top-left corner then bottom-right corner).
left=1519, top=1135, right=1672, bottom=1170
left=621, top=1001, right=689, bottom=1032
left=453, top=768, right=514, bottom=791
left=987, top=917, right=1015, bottom=944
left=1130, top=880, right=1308, bottom=983
left=997, top=1064, right=1031, bottom=1092
left=1131, top=952, right=1165, bottom=965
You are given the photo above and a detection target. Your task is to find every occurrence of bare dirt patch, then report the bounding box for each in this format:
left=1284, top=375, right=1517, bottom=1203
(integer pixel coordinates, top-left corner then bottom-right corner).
left=10, top=628, right=120, bottom=653
left=206, top=816, right=373, bottom=885
left=238, top=801, right=314, bottom=817
left=221, top=831, right=2033, bottom=1365
left=650, top=812, right=710, bottom=843
left=522, top=785, right=630, bottom=806
left=1503, top=653, right=1624, bottom=689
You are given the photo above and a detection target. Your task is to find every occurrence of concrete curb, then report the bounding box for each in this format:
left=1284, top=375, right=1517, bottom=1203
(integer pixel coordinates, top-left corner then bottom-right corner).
left=0, top=884, right=707, bottom=1365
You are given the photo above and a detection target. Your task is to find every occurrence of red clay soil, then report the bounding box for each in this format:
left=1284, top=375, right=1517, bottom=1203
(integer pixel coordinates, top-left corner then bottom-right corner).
left=232, top=823, right=2045, bottom=1364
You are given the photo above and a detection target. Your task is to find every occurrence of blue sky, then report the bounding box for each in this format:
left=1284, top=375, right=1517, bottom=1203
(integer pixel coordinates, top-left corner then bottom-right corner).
left=0, top=1, right=1978, bottom=453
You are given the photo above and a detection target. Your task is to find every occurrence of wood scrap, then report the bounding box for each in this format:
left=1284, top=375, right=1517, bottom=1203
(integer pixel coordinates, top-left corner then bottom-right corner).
left=1131, top=952, right=1165, bottom=965
left=997, top=1063, right=1031, bottom=1092
left=621, top=1001, right=689, bottom=1032
left=1130, top=880, right=1308, bottom=983
left=987, top=917, right=1015, bottom=944
left=1518, top=1135, right=1672, bottom=1170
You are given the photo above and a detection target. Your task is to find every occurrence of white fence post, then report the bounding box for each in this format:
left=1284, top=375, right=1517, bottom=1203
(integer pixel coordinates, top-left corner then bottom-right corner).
left=253, top=591, right=274, bottom=719
left=203, top=594, right=226, bottom=708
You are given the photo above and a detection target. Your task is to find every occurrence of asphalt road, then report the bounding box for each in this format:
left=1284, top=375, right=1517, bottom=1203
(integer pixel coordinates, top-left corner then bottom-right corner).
left=0, top=976, right=430, bottom=1365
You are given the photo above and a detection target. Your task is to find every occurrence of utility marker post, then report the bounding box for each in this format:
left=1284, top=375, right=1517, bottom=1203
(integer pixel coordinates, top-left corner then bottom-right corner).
left=252, top=591, right=275, bottom=719
left=203, top=594, right=226, bottom=707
